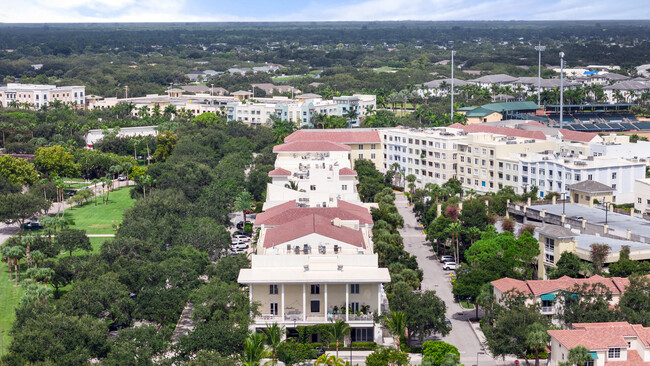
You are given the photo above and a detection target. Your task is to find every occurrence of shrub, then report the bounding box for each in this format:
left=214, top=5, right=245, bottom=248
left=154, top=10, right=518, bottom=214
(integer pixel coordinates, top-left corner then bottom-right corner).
left=422, top=341, right=460, bottom=366
left=351, top=342, right=377, bottom=350
left=527, top=351, right=549, bottom=359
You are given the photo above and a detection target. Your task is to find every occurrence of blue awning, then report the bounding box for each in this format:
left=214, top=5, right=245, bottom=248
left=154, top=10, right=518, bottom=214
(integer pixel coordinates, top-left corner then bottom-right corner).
left=540, top=293, right=556, bottom=301
left=589, top=352, right=598, bottom=360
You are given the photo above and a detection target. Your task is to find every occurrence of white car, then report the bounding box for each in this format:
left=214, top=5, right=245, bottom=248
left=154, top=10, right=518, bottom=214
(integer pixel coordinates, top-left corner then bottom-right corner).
left=231, top=242, right=249, bottom=250
left=442, top=262, right=457, bottom=271
left=232, top=235, right=250, bottom=245
left=439, top=255, right=455, bottom=263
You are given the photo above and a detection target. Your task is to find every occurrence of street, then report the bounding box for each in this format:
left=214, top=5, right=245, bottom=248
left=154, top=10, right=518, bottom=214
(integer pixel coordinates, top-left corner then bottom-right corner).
left=394, top=193, right=496, bottom=366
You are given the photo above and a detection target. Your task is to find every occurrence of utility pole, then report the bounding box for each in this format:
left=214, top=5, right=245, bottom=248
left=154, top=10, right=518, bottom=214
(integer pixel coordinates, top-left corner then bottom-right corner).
left=535, top=44, right=546, bottom=107
left=124, top=85, right=129, bottom=99
left=451, top=49, right=456, bottom=123
left=560, top=52, right=564, bottom=128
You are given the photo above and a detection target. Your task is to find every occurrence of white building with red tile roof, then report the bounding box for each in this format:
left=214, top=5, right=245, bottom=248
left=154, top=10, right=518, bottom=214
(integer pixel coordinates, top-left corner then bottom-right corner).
left=548, top=322, right=650, bottom=366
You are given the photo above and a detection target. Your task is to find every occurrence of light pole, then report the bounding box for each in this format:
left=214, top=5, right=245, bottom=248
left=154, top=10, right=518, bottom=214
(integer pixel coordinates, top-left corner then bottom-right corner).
left=477, top=351, right=485, bottom=366
left=451, top=49, right=456, bottom=123
left=561, top=191, right=567, bottom=214
left=605, top=202, right=610, bottom=225
left=124, top=85, right=129, bottom=99
left=560, top=52, right=564, bottom=128
left=535, top=44, right=546, bottom=107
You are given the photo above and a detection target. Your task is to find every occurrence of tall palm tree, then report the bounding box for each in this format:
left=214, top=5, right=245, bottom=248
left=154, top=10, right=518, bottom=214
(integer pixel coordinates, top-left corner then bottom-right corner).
left=406, top=174, right=417, bottom=193
left=383, top=311, right=407, bottom=350
left=39, top=178, right=49, bottom=201
left=330, top=319, right=350, bottom=360
left=22, top=236, right=34, bottom=268
left=2, top=246, right=14, bottom=281
left=568, top=345, right=593, bottom=366
left=315, top=354, right=347, bottom=366
left=6, top=246, right=25, bottom=284
left=265, top=323, right=284, bottom=365
left=526, top=323, right=550, bottom=366
left=445, top=222, right=462, bottom=264
left=242, top=331, right=267, bottom=366
left=234, top=191, right=254, bottom=227
left=465, top=189, right=477, bottom=201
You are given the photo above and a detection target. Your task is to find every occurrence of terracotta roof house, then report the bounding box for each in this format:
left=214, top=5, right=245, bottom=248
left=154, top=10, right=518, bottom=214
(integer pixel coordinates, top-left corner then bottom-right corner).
left=548, top=322, right=650, bottom=366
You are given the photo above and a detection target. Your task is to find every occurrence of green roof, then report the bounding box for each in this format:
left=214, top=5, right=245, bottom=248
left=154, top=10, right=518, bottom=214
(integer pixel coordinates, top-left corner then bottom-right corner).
left=458, top=106, right=475, bottom=111
left=465, top=107, right=499, bottom=118
left=482, top=101, right=539, bottom=113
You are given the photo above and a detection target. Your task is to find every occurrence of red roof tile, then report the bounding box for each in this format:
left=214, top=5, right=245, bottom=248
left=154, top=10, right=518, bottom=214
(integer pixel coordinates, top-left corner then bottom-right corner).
left=559, top=129, right=598, bottom=143
left=263, top=213, right=365, bottom=248
left=549, top=322, right=650, bottom=350
left=606, top=349, right=649, bottom=366
left=273, top=141, right=351, bottom=152
left=492, top=275, right=629, bottom=297
left=254, top=200, right=373, bottom=227
left=285, top=129, right=381, bottom=144
left=339, top=167, right=357, bottom=175
left=491, top=277, right=532, bottom=295
left=268, top=167, right=291, bottom=176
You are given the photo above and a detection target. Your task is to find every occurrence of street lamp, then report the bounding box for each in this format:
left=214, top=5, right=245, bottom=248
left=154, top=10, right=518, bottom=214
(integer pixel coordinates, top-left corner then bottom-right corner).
left=605, top=202, right=610, bottom=225
left=476, top=351, right=485, bottom=366
left=451, top=49, right=456, bottom=123
left=535, top=44, right=546, bottom=107
left=559, top=52, right=565, bottom=128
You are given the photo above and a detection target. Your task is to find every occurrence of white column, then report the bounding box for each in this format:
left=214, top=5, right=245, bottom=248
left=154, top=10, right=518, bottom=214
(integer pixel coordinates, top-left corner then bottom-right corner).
left=324, top=283, right=328, bottom=322
left=345, top=283, right=349, bottom=322
left=249, top=284, right=253, bottom=317
left=377, top=283, right=382, bottom=316
left=303, top=283, right=306, bottom=322
left=281, top=284, right=285, bottom=322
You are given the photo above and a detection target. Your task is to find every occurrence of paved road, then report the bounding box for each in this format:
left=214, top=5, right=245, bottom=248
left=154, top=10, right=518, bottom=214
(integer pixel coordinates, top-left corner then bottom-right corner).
left=394, top=193, right=496, bottom=366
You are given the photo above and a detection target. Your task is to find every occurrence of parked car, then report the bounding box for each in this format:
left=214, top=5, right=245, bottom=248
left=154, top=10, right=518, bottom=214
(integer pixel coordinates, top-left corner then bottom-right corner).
left=234, top=230, right=251, bottom=237
left=64, top=189, right=77, bottom=199
left=445, top=318, right=452, bottom=329
left=118, top=174, right=127, bottom=181
left=230, top=246, right=247, bottom=253
left=233, top=234, right=250, bottom=242
left=312, top=347, right=325, bottom=359
left=439, top=255, right=455, bottom=263
left=22, top=221, right=42, bottom=231
left=442, top=262, right=457, bottom=271
left=236, top=221, right=253, bottom=230
left=232, top=237, right=250, bottom=245
left=231, top=242, right=249, bottom=250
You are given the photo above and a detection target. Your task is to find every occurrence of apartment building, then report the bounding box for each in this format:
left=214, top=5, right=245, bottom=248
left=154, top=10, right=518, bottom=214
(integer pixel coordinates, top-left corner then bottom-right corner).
left=536, top=225, right=650, bottom=280
left=548, top=322, right=650, bottom=366
left=284, top=129, right=383, bottom=170
left=0, top=83, right=86, bottom=110
left=492, top=275, right=636, bottom=320
left=264, top=141, right=362, bottom=210
left=239, top=137, right=391, bottom=344
left=634, top=178, right=650, bottom=214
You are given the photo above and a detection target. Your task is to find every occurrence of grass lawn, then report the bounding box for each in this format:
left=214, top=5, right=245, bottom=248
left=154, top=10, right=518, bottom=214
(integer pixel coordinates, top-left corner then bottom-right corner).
left=460, top=299, right=475, bottom=309
left=65, top=187, right=135, bottom=235
left=0, top=264, right=22, bottom=347
left=373, top=66, right=401, bottom=73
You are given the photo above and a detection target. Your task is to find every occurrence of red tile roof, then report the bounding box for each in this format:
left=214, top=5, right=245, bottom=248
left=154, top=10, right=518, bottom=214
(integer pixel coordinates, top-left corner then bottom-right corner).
left=273, top=141, right=351, bottom=152
left=268, top=167, right=291, bottom=176
left=559, top=129, right=599, bottom=143
left=492, top=275, right=633, bottom=297
left=285, top=129, right=381, bottom=144
left=452, top=124, right=547, bottom=140
left=549, top=322, right=650, bottom=351
left=606, top=349, right=649, bottom=366
left=262, top=213, right=366, bottom=248
left=521, top=121, right=546, bottom=127
left=254, top=200, right=373, bottom=227
left=339, top=167, right=357, bottom=175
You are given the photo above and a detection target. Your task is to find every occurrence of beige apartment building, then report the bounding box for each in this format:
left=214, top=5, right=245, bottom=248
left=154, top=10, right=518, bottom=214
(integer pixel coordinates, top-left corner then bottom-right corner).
left=0, top=83, right=86, bottom=110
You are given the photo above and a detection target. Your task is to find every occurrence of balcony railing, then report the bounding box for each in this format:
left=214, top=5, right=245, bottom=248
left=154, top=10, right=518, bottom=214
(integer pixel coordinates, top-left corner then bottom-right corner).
left=255, top=312, right=375, bottom=323
left=328, top=313, right=374, bottom=321
left=541, top=306, right=554, bottom=314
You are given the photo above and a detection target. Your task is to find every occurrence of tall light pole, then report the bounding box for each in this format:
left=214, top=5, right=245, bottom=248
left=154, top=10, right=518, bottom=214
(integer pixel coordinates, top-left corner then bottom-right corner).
left=560, top=52, right=564, bottom=128
left=124, top=85, right=129, bottom=99
left=451, top=49, right=456, bottom=123
left=535, top=44, right=546, bottom=107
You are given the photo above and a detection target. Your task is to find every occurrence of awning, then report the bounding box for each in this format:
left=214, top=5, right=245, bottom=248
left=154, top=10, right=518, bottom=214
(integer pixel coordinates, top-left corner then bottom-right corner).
left=589, top=352, right=598, bottom=360
left=540, top=293, right=556, bottom=301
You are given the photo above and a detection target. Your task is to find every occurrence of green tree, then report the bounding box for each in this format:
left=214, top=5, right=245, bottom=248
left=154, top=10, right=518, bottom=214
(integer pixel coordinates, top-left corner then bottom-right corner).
left=383, top=311, right=406, bottom=350
left=548, top=252, right=585, bottom=279
left=526, top=323, right=551, bottom=366
left=365, top=346, right=410, bottom=366
left=33, top=145, right=79, bottom=177
left=568, top=346, right=593, bottom=366
left=234, top=191, right=254, bottom=226
left=277, top=340, right=316, bottom=366
left=103, top=325, right=170, bottom=366
left=556, top=283, right=619, bottom=327
left=0, top=155, right=39, bottom=185
left=329, top=319, right=350, bottom=360
left=590, top=243, right=611, bottom=275
left=242, top=331, right=267, bottom=366
left=0, top=191, right=50, bottom=227
left=617, top=275, right=650, bottom=326
left=152, top=130, right=179, bottom=162
left=57, top=228, right=91, bottom=256
left=422, top=341, right=460, bottom=366
left=265, top=322, right=284, bottom=365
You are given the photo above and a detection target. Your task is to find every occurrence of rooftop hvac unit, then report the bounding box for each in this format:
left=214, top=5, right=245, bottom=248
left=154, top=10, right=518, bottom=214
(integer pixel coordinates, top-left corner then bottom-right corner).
left=294, top=246, right=300, bottom=254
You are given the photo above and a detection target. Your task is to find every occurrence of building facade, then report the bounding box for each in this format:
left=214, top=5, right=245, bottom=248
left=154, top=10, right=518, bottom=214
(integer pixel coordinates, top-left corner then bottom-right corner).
left=0, top=83, right=86, bottom=110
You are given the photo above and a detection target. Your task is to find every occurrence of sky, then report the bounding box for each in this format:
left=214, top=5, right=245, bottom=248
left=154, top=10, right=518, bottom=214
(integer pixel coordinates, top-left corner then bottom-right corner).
left=0, top=0, right=648, bottom=23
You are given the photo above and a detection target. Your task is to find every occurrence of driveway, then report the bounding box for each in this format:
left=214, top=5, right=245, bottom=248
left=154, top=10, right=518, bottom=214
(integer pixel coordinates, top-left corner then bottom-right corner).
left=394, top=193, right=495, bottom=366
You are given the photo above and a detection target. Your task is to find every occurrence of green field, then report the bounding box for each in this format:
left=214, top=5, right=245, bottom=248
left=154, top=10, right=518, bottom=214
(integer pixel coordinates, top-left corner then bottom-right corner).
left=0, top=264, right=22, bottom=347
left=271, top=70, right=321, bottom=82
left=373, top=66, right=401, bottom=73
left=65, top=187, right=135, bottom=235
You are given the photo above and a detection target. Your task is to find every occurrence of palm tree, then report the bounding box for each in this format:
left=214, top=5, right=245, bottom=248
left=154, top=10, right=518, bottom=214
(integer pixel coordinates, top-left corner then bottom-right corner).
left=30, top=250, right=44, bottom=268
left=568, top=345, right=593, bottom=366
left=234, top=191, right=254, bottom=227
left=464, top=189, right=477, bottom=201
left=2, top=246, right=14, bottom=281
left=526, top=323, right=550, bottom=366
left=329, top=319, right=350, bottom=360
left=343, top=108, right=359, bottom=127
left=284, top=181, right=299, bottom=191
left=242, top=331, right=267, bottom=366
left=315, top=354, right=347, bottom=366
left=6, top=246, right=25, bottom=284
left=121, top=162, right=133, bottom=187
left=91, top=178, right=101, bottom=205
left=39, top=178, right=49, bottom=201
left=103, top=176, right=113, bottom=204
left=265, top=323, right=284, bottom=365
left=22, top=236, right=34, bottom=268
left=383, top=311, right=406, bottom=349
left=445, top=222, right=462, bottom=265
left=406, top=174, right=416, bottom=193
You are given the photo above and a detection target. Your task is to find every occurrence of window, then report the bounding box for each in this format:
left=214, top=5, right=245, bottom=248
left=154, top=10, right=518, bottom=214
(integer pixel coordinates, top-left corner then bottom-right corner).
left=270, top=302, right=279, bottom=315
left=358, top=144, right=363, bottom=149
left=310, top=185, right=316, bottom=191
left=371, top=144, right=376, bottom=149
left=575, top=174, right=581, bottom=181
left=612, top=172, right=617, bottom=179
left=351, top=328, right=374, bottom=342
left=342, top=185, right=348, bottom=191
left=586, top=361, right=594, bottom=366
left=350, top=284, right=360, bottom=294
left=608, top=348, right=621, bottom=359
left=639, top=198, right=643, bottom=204
left=358, top=154, right=363, bottom=159
left=311, top=284, right=320, bottom=295
left=310, top=300, right=320, bottom=313
left=371, top=153, right=376, bottom=159
left=588, top=174, right=593, bottom=180
left=269, top=285, right=278, bottom=295
left=544, top=237, right=555, bottom=264
left=350, top=302, right=360, bottom=313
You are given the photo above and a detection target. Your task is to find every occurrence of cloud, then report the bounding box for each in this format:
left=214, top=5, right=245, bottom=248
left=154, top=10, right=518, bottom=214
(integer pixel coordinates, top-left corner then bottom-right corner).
left=0, top=0, right=647, bottom=22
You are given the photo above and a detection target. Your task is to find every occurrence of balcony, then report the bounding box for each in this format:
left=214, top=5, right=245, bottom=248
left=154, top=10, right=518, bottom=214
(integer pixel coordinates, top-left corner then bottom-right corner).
left=328, top=313, right=374, bottom=322
left=541, top=306, right=555, bottom=314
left=254, top=312, right=375, bottom=324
